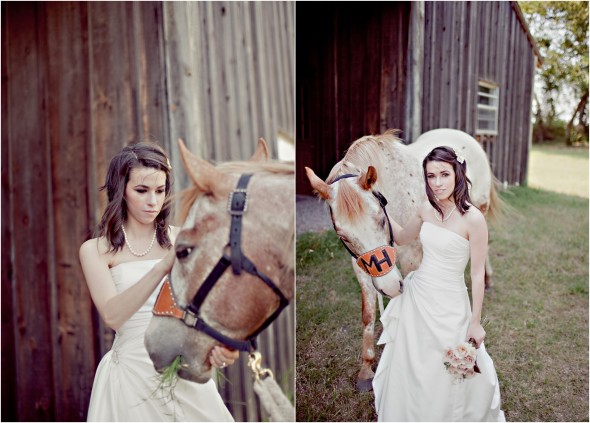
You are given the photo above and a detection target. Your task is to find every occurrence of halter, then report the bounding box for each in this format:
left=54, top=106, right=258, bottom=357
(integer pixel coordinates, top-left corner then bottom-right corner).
left=152, top=173, right=290, bottom=352
left=328, top=174, right=398, bottom=279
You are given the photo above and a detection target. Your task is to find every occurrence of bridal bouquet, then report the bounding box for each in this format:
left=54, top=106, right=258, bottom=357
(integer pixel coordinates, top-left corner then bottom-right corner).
left=443, top=339, right=481, bottom=382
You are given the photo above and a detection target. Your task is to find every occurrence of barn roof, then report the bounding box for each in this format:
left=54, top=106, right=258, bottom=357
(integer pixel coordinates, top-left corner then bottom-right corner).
left=511, top=1, right=543, bottom=67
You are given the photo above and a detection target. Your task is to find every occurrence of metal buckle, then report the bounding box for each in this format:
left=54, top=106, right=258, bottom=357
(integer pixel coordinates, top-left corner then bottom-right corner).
left=182, top=308, right=199, bottom=327
left=227, top=189, right=248, bottom=215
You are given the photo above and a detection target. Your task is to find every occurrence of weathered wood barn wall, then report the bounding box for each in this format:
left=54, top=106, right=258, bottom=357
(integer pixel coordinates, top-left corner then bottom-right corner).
left=296, top=1, right=540, bottom=195
left=1, top=2, right=294, bottom=421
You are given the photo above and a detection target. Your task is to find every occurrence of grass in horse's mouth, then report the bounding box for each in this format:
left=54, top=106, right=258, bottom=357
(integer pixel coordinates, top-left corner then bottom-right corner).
left=154, top=356, right=183, bottom=402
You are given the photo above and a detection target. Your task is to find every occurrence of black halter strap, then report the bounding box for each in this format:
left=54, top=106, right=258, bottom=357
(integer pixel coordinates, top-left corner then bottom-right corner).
left=327, top=174, right=395, bottom=259
left=172, top=173, right=289, bottom=352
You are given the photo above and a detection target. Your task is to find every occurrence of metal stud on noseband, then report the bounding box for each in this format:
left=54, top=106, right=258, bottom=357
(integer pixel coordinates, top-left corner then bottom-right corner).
left=328, top=174, right=402, bottom=296
left=153, top=173, right=290, bottom=353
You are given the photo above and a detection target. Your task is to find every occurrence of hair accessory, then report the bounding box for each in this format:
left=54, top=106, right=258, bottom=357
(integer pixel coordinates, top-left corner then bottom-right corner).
left=453, top=148, right=465, bottom=164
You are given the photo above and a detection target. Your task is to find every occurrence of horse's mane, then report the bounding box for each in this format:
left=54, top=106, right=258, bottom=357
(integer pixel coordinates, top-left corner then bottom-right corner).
left=326, top=129, right=403, bottom=184
left=326, top=129, right=403, bottom=222
left=333, top=180, right=367, bottom=223
left=175, top=160, right=294, bottom=224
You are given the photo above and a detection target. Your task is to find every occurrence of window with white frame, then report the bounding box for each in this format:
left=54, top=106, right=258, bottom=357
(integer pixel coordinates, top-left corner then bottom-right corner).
left=477, top=82, right=499, bottom=135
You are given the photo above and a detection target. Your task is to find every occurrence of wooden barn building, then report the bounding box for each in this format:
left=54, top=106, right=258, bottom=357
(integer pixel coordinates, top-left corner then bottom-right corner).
left=297, top=1, right=541, bottom=195
left=2, top=2, right=293, bottom=421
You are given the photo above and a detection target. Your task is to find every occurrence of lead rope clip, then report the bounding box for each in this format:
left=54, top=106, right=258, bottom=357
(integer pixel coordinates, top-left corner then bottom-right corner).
left=248, top=351, right=274, bottom=382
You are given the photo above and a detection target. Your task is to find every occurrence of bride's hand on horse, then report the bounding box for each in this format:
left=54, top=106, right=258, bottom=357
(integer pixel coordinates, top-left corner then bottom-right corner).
left=156, top=247, right=177, bottom=274
left=466, top=322, right=485, bottom=349
left=210, top=346, right=239, bottom=369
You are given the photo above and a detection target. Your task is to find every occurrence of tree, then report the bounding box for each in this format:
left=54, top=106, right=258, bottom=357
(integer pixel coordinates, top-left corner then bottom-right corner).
left=519, top=1, right=589, bottom=144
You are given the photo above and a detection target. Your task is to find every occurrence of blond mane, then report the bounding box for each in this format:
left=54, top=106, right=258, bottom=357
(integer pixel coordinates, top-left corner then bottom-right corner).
left=326, top=129, right=403, bottom=222
left=333, top=180, right=366, bottom=223
left=327, top=129, right=403, bottom=184
left=175, top=160, right=293, bottom=224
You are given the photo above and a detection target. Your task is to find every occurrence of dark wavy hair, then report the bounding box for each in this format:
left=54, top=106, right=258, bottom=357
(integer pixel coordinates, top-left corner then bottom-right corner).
left=422, top=146, right=472, bottom=217
left=97, top=142, right=173, bottom=252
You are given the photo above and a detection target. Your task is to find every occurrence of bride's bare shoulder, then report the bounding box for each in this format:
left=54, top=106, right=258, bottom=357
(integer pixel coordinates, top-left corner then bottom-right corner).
left=80, top=236, right=112, bottom=261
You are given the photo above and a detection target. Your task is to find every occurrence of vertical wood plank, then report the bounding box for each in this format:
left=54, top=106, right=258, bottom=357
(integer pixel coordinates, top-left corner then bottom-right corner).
left=405, top=1, right=423, bottom=142
left=464, top=1, right=478, bottom=136
left=282, top=1, right=295, bottom=138
left=396, top=3, right=410, bottom=137
left=504, top=15, right=519, bottom=183
left=514, top=30, right=527, bottom=184
left=440, top=2, right=452, bottom=128
left=434, top=1, right=445, bottom=130
left=232, top=2, right=253, bottom=155
left=45, top=3, right=97, bottom=420
left=251, top=2, right=273, bottom=157
left=131, top=2, right=168, bottom=145
left=162, top=1, right=204, bottom=190
left=1, top=2, right=18, bottom=420
left=6, top=2, right=56, bottom=420
left=490, top=2, right=505, bottom=178
left=88, top=2, right=135, bottom=208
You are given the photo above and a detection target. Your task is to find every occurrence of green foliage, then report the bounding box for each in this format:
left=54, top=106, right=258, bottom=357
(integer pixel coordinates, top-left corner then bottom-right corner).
left=520, top=1, right=588, bottom=95
left=520, top=1, right=589, bottom=142
left=532, top=117, right=566, bottom=143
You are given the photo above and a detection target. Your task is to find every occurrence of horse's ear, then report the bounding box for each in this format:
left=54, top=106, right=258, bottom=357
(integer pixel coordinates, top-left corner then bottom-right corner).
left=178, top=139, right=228, bottom=193
left=305, top=167, right=331, bottom=200
left=359, top=166, right=378, bottom=190
left=249, top=138, right=269, bottom=162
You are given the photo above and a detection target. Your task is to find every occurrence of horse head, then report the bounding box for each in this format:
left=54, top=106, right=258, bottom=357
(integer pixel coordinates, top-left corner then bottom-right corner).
left=305, top=165, right=403, bottom=297
left=145, top=138, right=294, bottom=383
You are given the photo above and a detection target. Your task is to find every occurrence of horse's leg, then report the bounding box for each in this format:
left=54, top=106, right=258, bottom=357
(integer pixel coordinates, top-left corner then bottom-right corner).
left=485, top=252, right=494, bottom=291
left=352, top=259, right=377, bottom=391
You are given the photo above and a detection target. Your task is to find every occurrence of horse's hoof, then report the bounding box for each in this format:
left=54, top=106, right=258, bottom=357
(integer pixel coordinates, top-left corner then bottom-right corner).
left=356, top=378, right=374, bottom=392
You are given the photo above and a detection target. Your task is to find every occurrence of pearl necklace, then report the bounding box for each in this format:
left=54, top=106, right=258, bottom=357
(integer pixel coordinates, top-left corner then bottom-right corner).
left=434, top=205, right=457, bottom=222
left=121, top=225, right=157, bottom=257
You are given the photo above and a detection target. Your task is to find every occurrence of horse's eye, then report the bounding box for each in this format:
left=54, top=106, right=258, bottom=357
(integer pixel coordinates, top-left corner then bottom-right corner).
left=176, top=246, right=194, bottom=260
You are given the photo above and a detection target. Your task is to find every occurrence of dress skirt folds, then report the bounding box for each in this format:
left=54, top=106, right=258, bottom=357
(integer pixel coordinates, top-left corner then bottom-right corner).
left=87, top=259, right=234, bottom=422
left=373, top=223, right=505, bottom=422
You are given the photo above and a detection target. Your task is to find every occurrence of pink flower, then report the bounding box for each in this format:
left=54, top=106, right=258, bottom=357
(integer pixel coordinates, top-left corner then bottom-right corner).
left=454, top=344, right=468, bottom=359
left=443, top=342, right=481, bottom=382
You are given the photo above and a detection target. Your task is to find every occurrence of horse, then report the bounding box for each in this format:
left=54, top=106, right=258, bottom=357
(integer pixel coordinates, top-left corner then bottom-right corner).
left=145, top=138, right=294, bottom=385
left=305, top=128, right=501, bottom=391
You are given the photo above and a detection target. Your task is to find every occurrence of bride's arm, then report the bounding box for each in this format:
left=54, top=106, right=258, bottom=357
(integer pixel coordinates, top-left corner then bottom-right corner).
left=466, top=210, right=488, bottom=347
left=79, top=239, right=175, bottom=331
left=387, top=203, right=425, bottom=246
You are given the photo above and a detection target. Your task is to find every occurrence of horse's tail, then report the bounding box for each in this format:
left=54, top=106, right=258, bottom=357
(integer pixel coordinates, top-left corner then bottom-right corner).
left=485, top=177, right=505, bottom=224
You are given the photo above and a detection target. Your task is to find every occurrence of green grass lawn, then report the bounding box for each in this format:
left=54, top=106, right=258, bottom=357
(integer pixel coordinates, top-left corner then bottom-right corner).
left=528, top=144, right=588, bottom=198
left=296, top=186, right=589, bottom=422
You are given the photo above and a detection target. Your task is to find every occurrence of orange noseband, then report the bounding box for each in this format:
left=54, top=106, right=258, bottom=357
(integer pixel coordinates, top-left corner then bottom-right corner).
left=153, top=279, right=184, bottom=319
left=356, top=245, right=397, bottom=277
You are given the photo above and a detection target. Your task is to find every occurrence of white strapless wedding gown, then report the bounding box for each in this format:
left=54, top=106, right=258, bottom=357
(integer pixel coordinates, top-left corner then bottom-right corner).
left=373, top=222, right=505, bottom=422
left=87, top=259, right=234, bottom=422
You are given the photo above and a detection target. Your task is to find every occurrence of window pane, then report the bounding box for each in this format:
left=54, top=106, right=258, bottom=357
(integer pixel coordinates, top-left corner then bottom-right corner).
left=478, top=108, right=496, bottom=121
left=478, top=85, right=492, bottom=95
left=478, top=94, right=496, bottom=106
left=477, top=82, right=499, bottom=133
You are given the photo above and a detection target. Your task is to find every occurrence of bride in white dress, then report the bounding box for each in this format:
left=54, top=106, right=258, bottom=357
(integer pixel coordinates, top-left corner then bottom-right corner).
left=372, top=146, right=505, bottom=422
left=80, top=142, right=236, bottom=421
